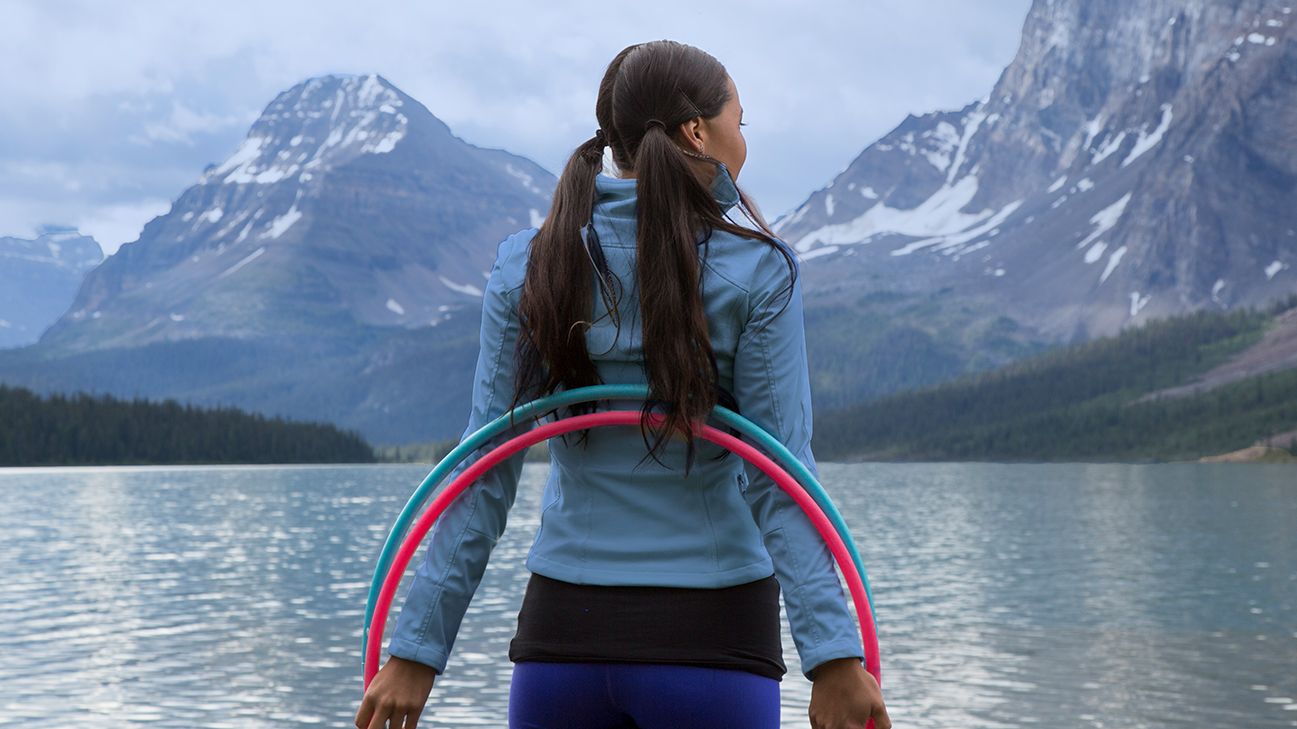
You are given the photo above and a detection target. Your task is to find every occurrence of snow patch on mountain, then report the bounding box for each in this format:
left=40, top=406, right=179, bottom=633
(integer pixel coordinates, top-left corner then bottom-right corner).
left=218, top=246, right=266, bottom=279
left=945, top=109, right=987, bottom=184
left=1091, top=131, right=1128, bottom=165
left=506, top=163, right=545, bottom=196
left=1212, top=278, right=1227, bottom=303
left=921, top=122, right=961, bottom=172
left=1082, top=115, right=1106, bottom=150
left=1129, top=291, right=1151, bottom=317
left=1122, top=104, right=1173, bottom=167
left=1084, top=241, right=1108, bottom=264
left=1074, top=193, right=1133, bottom=251
left=439, top=276, right=483, bottom=297
left=261, top=205, right=302, bottom=240
left=794, top=175, right=992, bottom=252
left=891, top=196, right=1022, bottom=257
left=1100, top=246, right=1127, bottom=284
left=801, top=245, right=839, bottom=261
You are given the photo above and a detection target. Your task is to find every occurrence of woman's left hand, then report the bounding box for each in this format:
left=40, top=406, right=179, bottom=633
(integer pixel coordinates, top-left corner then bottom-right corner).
left=807, top=657, right=891, bottom=729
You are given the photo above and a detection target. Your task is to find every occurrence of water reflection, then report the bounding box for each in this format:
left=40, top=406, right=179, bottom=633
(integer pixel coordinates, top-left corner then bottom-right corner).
left=0, top=462, right=1293, bottom=727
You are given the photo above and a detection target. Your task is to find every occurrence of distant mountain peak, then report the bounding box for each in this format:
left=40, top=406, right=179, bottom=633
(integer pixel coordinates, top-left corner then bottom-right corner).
left=39, top=72, right=555, bottom=353
left=200, top=73, right=416, bottom=188
left=0, top=229, right=103, bottom=348
left=35, top=223, right=89, bottom=243
left=1, top=228, right=102, bottom=271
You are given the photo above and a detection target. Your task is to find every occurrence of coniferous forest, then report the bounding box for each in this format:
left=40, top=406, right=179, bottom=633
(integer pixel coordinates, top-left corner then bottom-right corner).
left=0, top=385, right=375, bottom=466
left=813, top=296, right=1297, bottom=462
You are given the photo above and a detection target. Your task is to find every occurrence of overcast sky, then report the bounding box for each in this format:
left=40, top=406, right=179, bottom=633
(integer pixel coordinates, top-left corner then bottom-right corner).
left=2, top=0, right=1033, bottom=255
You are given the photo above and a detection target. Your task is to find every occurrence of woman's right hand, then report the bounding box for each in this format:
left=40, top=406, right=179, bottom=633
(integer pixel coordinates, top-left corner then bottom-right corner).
left=354, top=656, right=438, bottom=729
left=807, top=657, right=891, bottom=729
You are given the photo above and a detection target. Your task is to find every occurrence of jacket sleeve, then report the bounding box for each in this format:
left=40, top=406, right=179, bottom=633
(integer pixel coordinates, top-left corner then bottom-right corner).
left=385, top=230, right=535, bottom=675
left=732, top=240, right=865, bottom=682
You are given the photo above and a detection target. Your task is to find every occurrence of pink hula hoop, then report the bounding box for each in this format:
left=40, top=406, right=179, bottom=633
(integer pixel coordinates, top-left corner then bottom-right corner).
left=366, top=410, right=880, bottom=711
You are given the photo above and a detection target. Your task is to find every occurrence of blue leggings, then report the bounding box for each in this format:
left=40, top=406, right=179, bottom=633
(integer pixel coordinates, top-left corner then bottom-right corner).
left=508, top=660, right=781, bottom=729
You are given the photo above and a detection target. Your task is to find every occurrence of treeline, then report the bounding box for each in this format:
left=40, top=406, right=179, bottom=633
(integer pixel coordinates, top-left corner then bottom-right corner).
left=814, top=295, right=1297, bottom=462
left=0, top=384, right=375, bottom=466
left=376, top=437, right=550, bottom=464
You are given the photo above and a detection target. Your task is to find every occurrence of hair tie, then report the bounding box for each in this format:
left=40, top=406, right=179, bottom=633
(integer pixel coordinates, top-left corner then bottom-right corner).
left=643, top=118, right=667, bottom=133
left=593, top=128, right=607, bottom=147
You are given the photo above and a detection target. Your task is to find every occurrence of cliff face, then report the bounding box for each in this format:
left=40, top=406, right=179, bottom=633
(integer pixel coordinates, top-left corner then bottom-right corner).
left=779, top=0, right=1297, bottom=343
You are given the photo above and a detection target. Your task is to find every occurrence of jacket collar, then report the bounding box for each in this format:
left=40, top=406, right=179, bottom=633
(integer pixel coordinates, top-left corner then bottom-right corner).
left=593, top=161, right=741, bottom=219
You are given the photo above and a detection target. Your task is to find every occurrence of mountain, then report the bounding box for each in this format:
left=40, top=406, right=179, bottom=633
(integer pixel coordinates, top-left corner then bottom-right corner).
left=780, top=0, right=1297, bottom=404
left=8, top=2, right=1297, bottom=444
left=0, top=225, right=102, bottom=348
left=41, top=73, right=553, bottom=353
left=0, top=73, right=555, bottom=443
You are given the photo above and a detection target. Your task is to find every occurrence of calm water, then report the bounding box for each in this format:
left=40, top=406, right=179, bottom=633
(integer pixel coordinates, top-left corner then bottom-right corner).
left=0, top=462, right=1293, bottom=728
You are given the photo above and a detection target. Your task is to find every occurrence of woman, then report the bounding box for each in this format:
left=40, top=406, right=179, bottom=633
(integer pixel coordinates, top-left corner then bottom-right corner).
left=355, top=40, right=890, bottom=729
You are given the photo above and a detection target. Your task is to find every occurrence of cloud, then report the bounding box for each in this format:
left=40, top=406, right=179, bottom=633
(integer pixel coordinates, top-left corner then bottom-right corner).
left=131, top=102, right=259, bottom=147
left=75, top=199, right=174, bottom=256
left=1, top=0, right=1033, bottom=248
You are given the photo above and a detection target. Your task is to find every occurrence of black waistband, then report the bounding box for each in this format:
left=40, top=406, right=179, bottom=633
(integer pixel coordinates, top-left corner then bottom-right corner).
left=508, top=572, right=787, bottom=681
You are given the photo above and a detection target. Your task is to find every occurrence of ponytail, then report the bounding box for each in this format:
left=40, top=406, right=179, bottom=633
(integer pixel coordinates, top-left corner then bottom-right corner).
left=632, top=120, right=730, bottom=474
left=513, top=129, right=609, bottom=447
left=513, top=40, right=797, bottom=476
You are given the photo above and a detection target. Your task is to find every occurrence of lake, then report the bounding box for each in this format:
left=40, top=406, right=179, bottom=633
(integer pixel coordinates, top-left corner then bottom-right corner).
left=0, top=462, right=1293, bottom=728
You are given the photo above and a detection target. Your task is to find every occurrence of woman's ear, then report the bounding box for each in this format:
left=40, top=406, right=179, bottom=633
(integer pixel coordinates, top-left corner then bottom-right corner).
left=679, top=117, right=706, bottom=154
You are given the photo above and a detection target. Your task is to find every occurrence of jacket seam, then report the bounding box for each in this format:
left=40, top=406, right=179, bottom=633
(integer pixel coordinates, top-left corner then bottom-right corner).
left=579, top=479, right=592, bottom=574
left=701, top=256, right=752, bottom=296
left=416, top=489, right=481, bottom=645
left=698, top=482, right=720, bottom=570
left=753, top=301, right=822, bottom=650
left=414, top=236, right=516, bottom=647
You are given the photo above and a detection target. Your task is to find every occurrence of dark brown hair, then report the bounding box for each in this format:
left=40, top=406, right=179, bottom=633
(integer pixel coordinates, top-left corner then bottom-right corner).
left=510, top=39, right=798, bottom=474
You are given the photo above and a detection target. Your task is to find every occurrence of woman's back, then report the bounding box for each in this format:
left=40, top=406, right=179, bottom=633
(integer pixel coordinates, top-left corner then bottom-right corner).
left=529, top=168, right=787, bottom=587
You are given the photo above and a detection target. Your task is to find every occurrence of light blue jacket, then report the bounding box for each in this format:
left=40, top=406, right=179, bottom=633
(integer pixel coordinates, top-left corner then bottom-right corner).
left=386, top=164, right=864, bottom=682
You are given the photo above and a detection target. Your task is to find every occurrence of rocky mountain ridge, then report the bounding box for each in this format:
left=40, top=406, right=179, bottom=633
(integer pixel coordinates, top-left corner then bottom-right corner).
left=779, top=0, right=1296, bottom=344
